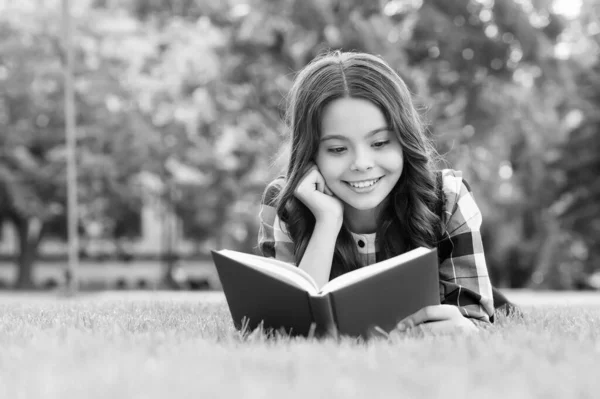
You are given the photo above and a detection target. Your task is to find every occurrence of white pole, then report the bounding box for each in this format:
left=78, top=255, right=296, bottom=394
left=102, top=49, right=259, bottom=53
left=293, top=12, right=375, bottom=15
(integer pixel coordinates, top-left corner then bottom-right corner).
left=62, top=0, right=79, bottom=295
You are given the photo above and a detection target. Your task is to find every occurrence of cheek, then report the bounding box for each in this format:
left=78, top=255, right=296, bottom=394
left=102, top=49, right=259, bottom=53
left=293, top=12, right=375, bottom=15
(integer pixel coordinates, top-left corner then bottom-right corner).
left=384, top=149, right=404, bottom=172
left=315, top=154, right=345, bottom=183
left=390, top=157, right=404, bottom=172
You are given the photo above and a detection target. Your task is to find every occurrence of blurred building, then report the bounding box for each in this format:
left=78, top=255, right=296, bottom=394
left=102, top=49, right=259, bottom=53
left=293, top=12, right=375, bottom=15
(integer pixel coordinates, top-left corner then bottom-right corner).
left=0, top=185, right=197, bottom=260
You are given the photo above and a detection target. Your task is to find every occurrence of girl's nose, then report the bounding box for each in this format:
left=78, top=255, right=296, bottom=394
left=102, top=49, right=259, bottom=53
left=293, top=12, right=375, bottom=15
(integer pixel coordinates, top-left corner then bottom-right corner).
left=350, top=150, right=374, bottom=171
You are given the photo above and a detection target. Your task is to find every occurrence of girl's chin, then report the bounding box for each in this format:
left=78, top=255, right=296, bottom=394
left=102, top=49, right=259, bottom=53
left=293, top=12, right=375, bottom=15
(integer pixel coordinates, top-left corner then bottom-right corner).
left=339, top=196, right=387, bottom=211
left=334, top=189, right=393, bottom=212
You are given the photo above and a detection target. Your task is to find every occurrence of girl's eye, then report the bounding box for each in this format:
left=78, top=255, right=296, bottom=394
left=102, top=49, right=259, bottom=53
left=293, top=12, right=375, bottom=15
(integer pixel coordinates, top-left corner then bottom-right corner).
left=372, top=140, right=390, bottom=148
left=327, top=147, right=346, bottom=154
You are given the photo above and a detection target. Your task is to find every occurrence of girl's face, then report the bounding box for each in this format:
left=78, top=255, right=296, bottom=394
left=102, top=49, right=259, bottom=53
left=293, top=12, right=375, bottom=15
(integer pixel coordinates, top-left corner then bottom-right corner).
left=315, top=97, right=404, bottom=213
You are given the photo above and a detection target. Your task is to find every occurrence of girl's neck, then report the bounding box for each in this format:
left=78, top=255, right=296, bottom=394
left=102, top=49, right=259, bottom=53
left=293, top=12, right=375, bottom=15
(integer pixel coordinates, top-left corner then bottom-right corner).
left=343, top=206, right=381, bottom=234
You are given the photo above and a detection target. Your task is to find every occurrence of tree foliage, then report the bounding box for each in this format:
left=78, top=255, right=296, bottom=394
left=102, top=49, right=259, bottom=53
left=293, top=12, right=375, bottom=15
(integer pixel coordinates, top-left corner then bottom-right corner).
left=546, top=0, right=600, bottom=285
left=0, top=0, right=597, bottom=289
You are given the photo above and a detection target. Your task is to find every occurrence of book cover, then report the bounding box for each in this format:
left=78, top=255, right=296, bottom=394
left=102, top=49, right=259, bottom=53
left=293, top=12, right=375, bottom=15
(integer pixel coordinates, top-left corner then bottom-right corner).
left=211, top=250, right=315, bottom=336
left=328, top=248, right=440, bottom=337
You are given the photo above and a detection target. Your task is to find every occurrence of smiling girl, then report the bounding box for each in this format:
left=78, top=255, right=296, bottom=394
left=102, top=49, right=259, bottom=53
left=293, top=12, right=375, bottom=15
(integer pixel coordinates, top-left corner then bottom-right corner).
left=258, top=51, right=500, bottom=333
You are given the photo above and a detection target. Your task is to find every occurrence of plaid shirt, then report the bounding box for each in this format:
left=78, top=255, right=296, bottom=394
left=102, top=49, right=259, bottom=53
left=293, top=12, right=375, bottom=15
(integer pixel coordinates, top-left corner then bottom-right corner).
left=258, top=169, right=495, bottom=324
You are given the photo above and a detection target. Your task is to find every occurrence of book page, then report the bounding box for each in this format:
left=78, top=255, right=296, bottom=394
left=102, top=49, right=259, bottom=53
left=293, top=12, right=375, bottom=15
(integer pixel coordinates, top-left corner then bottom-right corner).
left=320, top=247, right=432, bottom=294
left=218, top=250, right=319, bottom=294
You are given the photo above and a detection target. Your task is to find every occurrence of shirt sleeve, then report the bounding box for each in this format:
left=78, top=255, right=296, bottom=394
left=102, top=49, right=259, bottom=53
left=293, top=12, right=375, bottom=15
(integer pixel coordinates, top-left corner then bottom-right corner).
left=437, top=170, right=495, bottom=323
left=257, top=178, right=296, bottom=265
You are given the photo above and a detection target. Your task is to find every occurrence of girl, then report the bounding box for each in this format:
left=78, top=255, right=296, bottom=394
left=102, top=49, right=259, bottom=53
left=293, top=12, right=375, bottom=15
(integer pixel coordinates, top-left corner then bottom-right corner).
left=258, top=51, right=501, bottom=334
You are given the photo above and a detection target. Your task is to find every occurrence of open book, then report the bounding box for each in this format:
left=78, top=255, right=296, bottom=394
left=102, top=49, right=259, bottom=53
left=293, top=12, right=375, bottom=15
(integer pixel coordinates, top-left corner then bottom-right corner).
left=211, top=247, right=440, bottom=338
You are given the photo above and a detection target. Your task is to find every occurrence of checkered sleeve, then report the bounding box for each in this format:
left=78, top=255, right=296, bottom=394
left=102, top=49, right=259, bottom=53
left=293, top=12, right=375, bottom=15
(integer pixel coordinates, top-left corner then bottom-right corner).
left=437, top=170, right=495, bottom=323
left=257, top=178, right=296, bottom=264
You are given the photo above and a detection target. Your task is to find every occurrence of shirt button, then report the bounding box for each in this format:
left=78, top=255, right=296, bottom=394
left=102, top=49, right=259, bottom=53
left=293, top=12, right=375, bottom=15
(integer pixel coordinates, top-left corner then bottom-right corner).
left=358, top=240, right=365, bottom=248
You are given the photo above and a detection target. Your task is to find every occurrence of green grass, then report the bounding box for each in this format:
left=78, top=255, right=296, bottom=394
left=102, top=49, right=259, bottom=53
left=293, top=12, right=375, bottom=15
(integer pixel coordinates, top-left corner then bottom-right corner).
left=0, top=293, right=599, bottom=399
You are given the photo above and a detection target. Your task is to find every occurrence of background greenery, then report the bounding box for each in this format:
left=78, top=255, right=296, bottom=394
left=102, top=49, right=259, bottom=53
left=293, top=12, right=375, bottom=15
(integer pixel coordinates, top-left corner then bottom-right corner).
left=0, top=0, right=598, bottom=290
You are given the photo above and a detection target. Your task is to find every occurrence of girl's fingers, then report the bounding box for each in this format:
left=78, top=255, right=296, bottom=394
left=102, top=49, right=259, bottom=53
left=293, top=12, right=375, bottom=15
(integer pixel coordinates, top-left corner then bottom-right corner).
left=305, top=165, right=334, bottom=196
left=313, top=170, right=325, bottom=193
left=295, top=167, right=317, bottom=194
left=396, top=305, right=461, bottom=330
left=297, top=165, right=326, bottom=194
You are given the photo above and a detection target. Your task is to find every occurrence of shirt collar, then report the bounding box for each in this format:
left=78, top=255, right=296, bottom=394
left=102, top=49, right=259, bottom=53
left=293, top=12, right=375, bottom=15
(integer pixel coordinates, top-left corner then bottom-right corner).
left=349, top=231, right=377, bottom=254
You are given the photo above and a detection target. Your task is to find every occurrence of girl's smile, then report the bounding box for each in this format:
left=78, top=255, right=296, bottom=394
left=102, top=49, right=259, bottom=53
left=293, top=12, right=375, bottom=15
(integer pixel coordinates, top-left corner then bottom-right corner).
left=343, top=176, right=384, bottom=192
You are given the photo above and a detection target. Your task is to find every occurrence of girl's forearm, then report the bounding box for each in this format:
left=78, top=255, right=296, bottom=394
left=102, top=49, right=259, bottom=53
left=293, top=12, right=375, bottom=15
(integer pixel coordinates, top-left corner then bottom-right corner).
left=298, top=220, right=340, bottom=289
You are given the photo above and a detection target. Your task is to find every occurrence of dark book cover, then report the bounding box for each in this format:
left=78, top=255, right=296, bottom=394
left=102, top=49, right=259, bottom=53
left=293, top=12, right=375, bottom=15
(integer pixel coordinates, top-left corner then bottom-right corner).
left=211, top=250, right=315, bottom=336
left=330, top=248, right=440, bottom=338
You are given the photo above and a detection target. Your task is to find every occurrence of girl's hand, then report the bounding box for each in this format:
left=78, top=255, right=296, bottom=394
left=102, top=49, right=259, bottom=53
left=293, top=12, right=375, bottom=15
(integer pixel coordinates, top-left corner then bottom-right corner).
left=395, top=305, right=479, bottom=335
left=294, top=164, right=344, bottom=225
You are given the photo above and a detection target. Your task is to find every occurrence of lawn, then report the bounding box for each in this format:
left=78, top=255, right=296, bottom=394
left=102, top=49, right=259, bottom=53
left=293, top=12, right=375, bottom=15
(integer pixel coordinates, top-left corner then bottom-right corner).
left=0, top=291, right=599, bottom=399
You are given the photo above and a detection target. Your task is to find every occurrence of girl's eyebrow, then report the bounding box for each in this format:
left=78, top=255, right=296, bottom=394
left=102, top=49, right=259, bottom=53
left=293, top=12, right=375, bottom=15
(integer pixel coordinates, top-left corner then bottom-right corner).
left=320, top=127, right=389, bottom=142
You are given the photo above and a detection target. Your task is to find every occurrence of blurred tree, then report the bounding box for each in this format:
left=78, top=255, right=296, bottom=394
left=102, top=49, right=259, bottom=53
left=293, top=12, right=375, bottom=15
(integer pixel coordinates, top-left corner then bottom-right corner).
left=1, top=0, right=595, bottom=291
left=397, top=0, right=573, bottom=288
left=93, top=0, right=287, bottom=255
left=545, top=0, right=600, bottom=288
left=0, top=4, right=157, bottom=288
left=0, top=7, right=71, bottom=288
left=100, top=0, right=586, bottom=288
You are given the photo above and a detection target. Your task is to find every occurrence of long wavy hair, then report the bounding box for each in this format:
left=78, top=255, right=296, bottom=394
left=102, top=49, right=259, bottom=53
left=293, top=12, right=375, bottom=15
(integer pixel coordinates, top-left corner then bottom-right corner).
left=275, top=51, right=443, bottom=279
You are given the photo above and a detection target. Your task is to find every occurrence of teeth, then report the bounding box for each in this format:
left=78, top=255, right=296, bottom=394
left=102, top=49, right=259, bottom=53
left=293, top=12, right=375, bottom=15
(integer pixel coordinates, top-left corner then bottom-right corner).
left=348, top=178, right=379, bottom=188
